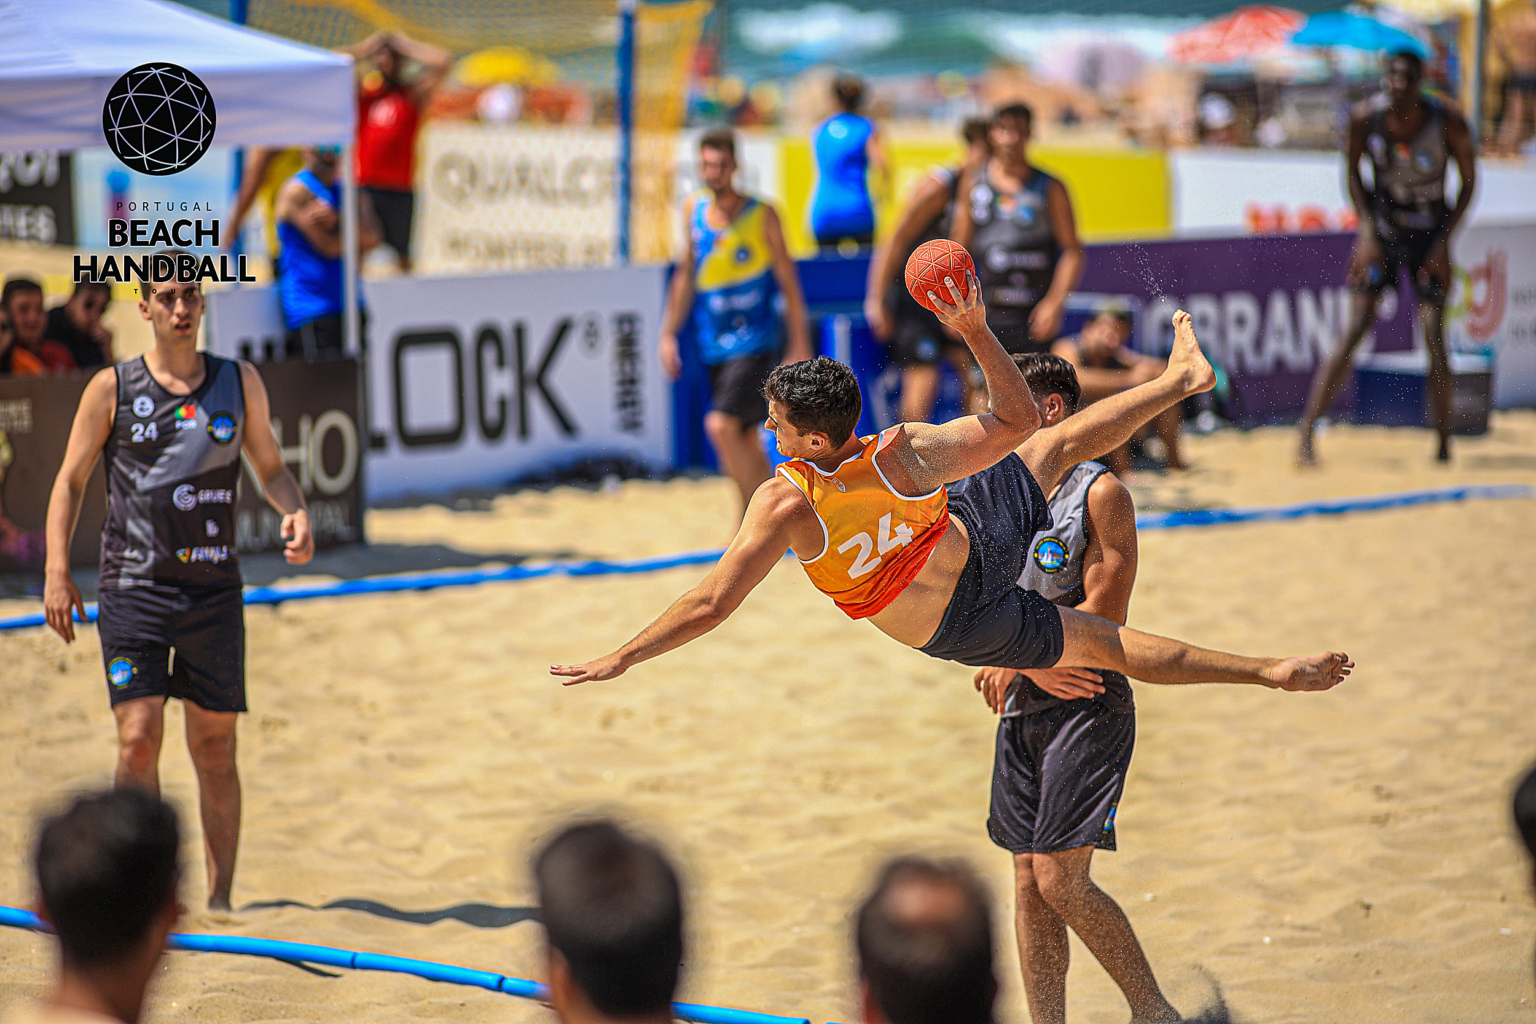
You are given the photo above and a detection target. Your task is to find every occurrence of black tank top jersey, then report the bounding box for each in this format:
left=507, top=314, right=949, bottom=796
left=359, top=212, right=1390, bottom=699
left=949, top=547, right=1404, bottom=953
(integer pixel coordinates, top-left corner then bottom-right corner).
left=100, top=355, right=245, bottom=588
left=1364, top=96, right=1450, bottom=237
left=895, top=166, right=962, bottom=316
left=967, top=167, right=1061, bottom=328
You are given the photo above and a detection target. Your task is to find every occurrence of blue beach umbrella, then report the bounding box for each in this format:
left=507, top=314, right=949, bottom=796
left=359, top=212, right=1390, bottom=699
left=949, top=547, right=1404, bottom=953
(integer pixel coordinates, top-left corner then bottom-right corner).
left=1291, top=11, right=1431, bottom=57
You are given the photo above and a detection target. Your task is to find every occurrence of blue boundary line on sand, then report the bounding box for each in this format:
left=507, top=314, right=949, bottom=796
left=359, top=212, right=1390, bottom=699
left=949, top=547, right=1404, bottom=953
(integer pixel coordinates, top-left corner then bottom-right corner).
left=1, top=483, right=1530, bottom=634
left=0, top=906, right=810, bottom=1024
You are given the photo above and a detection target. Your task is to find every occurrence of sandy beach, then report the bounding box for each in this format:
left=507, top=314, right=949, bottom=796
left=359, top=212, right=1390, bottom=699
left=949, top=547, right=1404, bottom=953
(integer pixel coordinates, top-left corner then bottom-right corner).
left=1, top=414, right=1533, bottom=1024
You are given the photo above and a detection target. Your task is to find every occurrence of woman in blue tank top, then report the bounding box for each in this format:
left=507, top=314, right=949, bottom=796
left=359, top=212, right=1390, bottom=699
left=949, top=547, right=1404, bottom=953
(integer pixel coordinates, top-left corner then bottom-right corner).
left=810, top=75, right=886, bottom=252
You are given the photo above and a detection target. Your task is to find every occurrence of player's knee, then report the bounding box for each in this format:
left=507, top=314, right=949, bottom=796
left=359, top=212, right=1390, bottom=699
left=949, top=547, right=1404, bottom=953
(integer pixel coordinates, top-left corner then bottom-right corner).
left=189, top=728, right=237, bottom=775
left=1032, top=854, right=1089, bottom=912
left=703, top=412, right=738, bottom=444
left=1013, top=853, right=1042, bottom=895
left=117, top=731, right=160, bottom=774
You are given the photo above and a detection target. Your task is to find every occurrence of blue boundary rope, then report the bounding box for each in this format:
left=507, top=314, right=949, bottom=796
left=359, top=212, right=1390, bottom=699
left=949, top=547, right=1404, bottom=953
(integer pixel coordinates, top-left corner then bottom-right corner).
left=0, top=906, right=810, bottom=1024
left=0, top=484, right=1529, bottom=634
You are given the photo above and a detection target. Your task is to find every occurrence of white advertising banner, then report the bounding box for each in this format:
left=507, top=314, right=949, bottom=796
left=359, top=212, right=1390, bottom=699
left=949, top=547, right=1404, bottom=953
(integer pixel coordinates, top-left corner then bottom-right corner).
left=205, top=267, right=671, bottom=501
left=1172, top=149, right=1536, bottom=237
left=1449, top=222, right=1536, bottom=408
left=364, top=267, right=669, bottom=501
left=416, top=124, right=618, bottom=274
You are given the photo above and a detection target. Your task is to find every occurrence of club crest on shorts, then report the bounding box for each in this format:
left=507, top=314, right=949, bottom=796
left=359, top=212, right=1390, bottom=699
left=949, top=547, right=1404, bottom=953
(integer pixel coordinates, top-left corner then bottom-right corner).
left=1103, top=803, right=1117, bottom=832
left=207, top=413, right=237, bottom=445
left=107, top=657, right=137, bottom=688
left=1032, top=536, right=1068, bottom=573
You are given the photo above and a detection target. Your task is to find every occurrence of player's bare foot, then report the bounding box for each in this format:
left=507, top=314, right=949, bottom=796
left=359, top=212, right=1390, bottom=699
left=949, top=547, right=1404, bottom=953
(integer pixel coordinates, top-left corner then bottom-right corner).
left=1167, top=310, right=1216, bottom=396
left=1265, top=651, right=1352, bottom=692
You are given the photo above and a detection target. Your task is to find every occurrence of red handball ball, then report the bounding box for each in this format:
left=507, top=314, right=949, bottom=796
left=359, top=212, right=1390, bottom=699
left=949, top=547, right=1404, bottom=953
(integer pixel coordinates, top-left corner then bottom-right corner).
left=904, top=239, right=975, bottom=314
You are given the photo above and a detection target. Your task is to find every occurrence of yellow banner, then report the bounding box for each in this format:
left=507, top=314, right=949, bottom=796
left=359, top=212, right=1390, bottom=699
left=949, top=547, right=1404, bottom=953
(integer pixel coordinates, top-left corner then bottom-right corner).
left=778, top=137, right=1169, bottom=257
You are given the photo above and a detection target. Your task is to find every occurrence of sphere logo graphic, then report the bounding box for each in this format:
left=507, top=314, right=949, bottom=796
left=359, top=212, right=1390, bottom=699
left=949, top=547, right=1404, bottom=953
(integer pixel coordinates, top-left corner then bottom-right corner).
left=102, top=63, right=217, bottom=176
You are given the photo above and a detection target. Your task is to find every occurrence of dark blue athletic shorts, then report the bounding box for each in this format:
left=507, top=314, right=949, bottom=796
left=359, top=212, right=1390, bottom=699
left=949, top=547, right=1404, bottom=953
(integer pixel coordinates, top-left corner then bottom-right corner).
left=988, top=698, right=1135, bottom=854
left=919, top=453, right=1065, bottom=670
left=97, top=583, right=246, bottom=713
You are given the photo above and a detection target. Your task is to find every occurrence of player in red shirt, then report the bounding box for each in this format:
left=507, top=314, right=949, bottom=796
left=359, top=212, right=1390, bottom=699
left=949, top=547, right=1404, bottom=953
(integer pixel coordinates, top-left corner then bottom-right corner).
left=344, top=31, right=453, bottom=272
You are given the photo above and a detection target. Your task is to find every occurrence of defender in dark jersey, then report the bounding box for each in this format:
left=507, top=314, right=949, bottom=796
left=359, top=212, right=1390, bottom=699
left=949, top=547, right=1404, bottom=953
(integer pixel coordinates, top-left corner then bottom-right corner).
left=975, top=355, right=1177, bottom=1024
left=952, top=104, right=1084, bottom=358
left=864, top=118, right=990, bottom=422
left=43, top=266, right=313, bottom=911
left=1298, top=50, right=1476, bottom=465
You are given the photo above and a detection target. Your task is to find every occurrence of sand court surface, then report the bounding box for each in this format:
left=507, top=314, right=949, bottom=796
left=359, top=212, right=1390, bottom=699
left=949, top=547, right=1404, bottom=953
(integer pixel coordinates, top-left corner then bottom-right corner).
left=1, top=416, right=1534, bottom=1024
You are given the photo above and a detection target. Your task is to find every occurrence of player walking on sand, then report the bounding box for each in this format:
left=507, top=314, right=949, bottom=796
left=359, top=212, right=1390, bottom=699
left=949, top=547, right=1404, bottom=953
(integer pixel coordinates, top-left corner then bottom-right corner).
left=42, top=259, right=314, bottom=911
left=554, top=275, right=1351, bottom=693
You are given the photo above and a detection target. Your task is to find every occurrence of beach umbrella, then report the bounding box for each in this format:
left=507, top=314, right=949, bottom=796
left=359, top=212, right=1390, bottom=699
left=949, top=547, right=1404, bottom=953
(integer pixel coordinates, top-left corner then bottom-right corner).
left=455, top=46, right=560, bottom=87
left=1168, top=5, right=1307, bottom=65
left=1291, top=11, right=1432, bottom=56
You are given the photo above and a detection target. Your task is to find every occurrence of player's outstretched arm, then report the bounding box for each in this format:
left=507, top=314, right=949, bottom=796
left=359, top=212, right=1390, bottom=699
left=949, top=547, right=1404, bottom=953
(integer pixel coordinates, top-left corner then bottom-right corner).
left=552, top=478, right=809, bottom=685
left=42, top=368, right=117, bottom=643
left=239, top=362, right=313, bottom=565
left=1020, top=309, right=1215, bottom=494
left=896, top=270, right=1041, bottom=491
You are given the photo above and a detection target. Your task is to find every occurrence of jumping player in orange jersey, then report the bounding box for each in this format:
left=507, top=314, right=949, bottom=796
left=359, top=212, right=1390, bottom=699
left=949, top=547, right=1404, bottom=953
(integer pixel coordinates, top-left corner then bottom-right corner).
left=553, top=273, right=1351, bottom=694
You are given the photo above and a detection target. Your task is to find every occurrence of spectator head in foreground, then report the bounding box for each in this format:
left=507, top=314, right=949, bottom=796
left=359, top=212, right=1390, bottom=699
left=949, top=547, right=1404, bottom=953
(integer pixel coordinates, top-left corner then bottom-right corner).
left=1515, top=762, right=1536, bottom=895
left=534, top=819, right=684, bottom=1024
left=856, top=857, right=997, bottom=1024
left=30, top=789, right=181, bottom=1024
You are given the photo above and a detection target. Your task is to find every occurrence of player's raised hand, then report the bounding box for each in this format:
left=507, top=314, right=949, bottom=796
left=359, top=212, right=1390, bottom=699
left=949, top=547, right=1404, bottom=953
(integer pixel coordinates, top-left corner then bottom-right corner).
left=551, top=653, right=627, bottom=686
left=43, top=572, right=87, bottom=644
left=281, top=508, right=314, bottom=565
left=1165, top=309, right=1217, bottom=396
left=927, top=270, right=987, bottom=342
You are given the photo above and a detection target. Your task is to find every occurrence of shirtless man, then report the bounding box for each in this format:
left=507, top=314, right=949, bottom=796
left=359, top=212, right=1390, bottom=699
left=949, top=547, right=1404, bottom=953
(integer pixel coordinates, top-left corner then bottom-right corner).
left=553, top=275, right=1350, bottom=695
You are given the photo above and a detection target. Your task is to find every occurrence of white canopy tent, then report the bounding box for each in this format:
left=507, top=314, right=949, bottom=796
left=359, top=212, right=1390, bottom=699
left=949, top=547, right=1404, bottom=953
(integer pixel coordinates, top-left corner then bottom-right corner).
left=0, top=0, right=361, bottom=353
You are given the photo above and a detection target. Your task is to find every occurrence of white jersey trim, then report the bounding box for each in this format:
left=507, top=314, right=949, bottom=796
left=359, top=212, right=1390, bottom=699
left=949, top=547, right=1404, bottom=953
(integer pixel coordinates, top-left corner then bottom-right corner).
left=775, top=466, right=831, bottom=564
left=872, top=425, right=944, bottom=501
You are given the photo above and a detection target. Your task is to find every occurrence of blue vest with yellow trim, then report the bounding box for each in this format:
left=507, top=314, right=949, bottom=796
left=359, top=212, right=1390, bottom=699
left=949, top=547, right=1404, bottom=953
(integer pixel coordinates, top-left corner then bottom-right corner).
left=690, top=194, right=779, bottom=365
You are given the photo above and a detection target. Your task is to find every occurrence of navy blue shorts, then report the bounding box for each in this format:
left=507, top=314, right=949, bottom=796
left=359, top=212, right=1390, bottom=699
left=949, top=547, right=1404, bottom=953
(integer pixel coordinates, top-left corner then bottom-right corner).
left=988, top=698, right=1135, bottom=854
left=98, top=583, right=246, bottom=713
left=919, top=453, right=1065, bottom=670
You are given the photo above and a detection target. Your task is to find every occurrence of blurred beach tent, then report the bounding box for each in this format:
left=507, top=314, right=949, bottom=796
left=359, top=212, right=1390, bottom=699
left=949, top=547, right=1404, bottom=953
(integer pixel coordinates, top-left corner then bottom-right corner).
left=1168, top=4, right=1306, bottom=63
left=455, top=46, right=560, bottom=87
left=0, top=0, right=354, bottom=149
left=1291, top=9, right=1433, bottom=55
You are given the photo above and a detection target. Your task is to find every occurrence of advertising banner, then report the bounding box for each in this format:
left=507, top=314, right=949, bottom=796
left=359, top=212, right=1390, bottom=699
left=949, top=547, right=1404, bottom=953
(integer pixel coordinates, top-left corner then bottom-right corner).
left=0, top=150, right=75, bottom=245
left=1172, top=148, right=1536, bottom=238
left=0, top=362, right=362, bottom=571
left=416, top=125, right=617, bottom=274
left=363, top=267, right=670, bottom=500
left=1075, top=233, right=1416, bottom=425
left=1448, top=222, right=1536, bottom=408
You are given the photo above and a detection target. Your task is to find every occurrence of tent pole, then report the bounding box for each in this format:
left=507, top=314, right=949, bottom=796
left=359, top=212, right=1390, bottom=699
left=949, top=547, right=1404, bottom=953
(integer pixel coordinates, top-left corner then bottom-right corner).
left=342, top=143, right=359, bottom=356
left=617, top=0, right=636, bottom=265
left=1473, top=0, right=1490, bottom=144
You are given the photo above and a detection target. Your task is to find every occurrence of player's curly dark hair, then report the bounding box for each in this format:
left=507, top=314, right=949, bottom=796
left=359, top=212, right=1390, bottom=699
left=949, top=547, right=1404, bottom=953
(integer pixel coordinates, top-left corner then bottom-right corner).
left=763, top=357, right=862, bottom=447
left=1012, top=353, right=1080, bottom=415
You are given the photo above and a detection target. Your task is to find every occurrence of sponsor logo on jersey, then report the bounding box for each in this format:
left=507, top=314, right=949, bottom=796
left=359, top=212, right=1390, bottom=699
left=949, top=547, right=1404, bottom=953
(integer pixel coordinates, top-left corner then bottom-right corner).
left=132, top=395, right=154, bottom=418
left=205, top=519, right=219, bottom=537
left=107, top=657, right=137, bottom=688
left=174, top=401, right=199, bottom=430
left=176, top=545, right=230, bottom=564
left=207, top=413, right=237, bottom=445
left=173, top=485, right=234, bottom=511
left=1032, top=536, right=1068, bottom=573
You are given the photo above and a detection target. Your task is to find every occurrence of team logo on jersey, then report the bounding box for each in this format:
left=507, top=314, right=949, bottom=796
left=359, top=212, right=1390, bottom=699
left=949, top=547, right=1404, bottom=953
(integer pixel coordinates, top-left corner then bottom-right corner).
left=107, top=657, right=137, bottom=688
left=132, top=395, right=154, bottom=418
left=207, top=413, right=237, bottom=445
left=1032, top=536, right=1068, bottom=573
left=176, top=545, right=230, bottom=564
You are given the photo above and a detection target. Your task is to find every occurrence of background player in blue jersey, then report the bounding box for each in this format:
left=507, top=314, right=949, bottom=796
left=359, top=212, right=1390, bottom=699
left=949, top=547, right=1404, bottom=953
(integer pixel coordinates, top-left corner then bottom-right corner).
left=42, top=258, right=314, bottom=911
left=660, top=130, right=813, bottom=519
left=810, top=74, right=887, bottom=252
